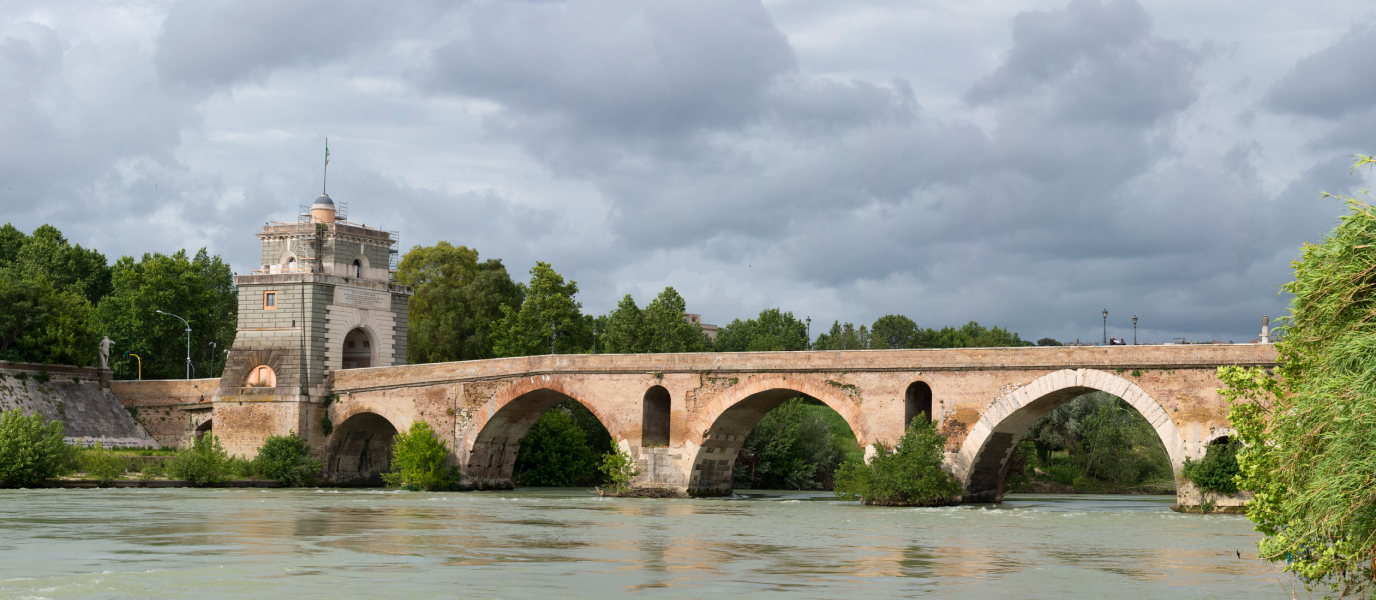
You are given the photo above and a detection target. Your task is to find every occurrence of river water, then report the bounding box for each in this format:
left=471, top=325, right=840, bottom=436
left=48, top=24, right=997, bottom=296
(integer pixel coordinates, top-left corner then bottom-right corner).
left=0, top=489, right=1291, bottom=599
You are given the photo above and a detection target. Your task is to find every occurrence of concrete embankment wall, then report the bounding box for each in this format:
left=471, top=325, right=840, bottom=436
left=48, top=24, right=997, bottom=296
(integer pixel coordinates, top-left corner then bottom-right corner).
left=0, top=361, right=158, bottom=448
left=110, top=379, right=220, bottom=449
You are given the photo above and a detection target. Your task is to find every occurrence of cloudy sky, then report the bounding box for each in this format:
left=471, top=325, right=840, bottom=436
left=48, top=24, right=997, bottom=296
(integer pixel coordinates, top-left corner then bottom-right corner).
left=3, top=0, right=1373, bottom=344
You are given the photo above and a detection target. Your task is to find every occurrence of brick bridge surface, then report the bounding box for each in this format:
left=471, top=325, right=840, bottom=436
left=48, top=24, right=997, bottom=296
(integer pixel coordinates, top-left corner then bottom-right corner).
left=114, top=344, right=1276, bottom=501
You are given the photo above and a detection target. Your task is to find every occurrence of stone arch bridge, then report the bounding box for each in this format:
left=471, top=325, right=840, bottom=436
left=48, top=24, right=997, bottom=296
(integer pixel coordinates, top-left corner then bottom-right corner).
left=117, top=344, right=1275, bottom=501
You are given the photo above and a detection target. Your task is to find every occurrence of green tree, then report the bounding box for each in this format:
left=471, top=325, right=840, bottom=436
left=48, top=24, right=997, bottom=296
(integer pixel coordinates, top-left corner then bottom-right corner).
left=600, top=294, right=647, bottom=354
left=734, top=398, right=842, bottom=490
left=1036, top=337, right=1062, bottom=346
left=0, top=223, right=107, bottom=366
left=10, top=225, right=112, bottom=305
left=492, top=262, right=589, bottom=356
left=0, top=410, right=74, bottom=488
left=95, top=249, right=237, bottom=380
left=513, top=407, right=599, bottom=486
left=383, top=420, right=458, bottom=491
left=813, top=321, right=871, bottom=350
left=870, top=314, right=919, bottom=349
left=397, top=242, right=524, bottom=363
left=715, top=308, right=808, bottom=352
left=1216, top=155, right=1376, bottom=592
left=833, top=419, right=962, bottom=506
left=0, top=268, right=96, bottom=365
left=254, top=432, right=323, bottom=487
left=599, top=288, right=708, bottom=354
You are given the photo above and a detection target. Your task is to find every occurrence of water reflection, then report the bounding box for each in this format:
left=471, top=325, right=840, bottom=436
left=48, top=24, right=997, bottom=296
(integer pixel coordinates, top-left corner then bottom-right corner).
left=0, top=489, right=1289, bottom=599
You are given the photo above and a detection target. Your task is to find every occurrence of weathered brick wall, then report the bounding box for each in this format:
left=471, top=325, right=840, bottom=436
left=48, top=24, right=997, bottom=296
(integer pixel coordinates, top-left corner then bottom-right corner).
left=109, top=378, right=218, bottom=448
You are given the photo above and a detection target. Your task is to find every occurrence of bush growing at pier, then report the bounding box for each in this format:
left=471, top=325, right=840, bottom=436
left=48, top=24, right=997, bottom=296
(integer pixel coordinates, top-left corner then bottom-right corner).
left=598, top=446, right=641, bottom=495
left=513, top=406, right=599, bottom=486
left=164, top=434, right=232, bottom=485
left=833, top=417, right=961, bottom=506
left=0, top=409, right=74, bottom=487
left=254, top=432, right=322, bottom=487
left=733, top=398, right=851, bottom=490
left=384, top=420, right=459, bottom=491
left=1181, top=441, right=1239, bottom=494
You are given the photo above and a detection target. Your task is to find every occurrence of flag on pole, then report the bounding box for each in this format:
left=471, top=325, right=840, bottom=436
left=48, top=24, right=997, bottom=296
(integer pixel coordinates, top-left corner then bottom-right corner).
left=325, top=138, right=330, bottom=165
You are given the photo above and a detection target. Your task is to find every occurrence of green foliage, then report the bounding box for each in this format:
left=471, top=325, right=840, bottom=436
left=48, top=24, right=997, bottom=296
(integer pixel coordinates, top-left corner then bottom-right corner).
left=79, top=442, right=128, bottom=484
left=599, top=288, right=709, bottom=354
left=513, top=405, right=604, bottom=486
left=1215, top=156, right=1376, bottom=592
left=491, top=262, right=589, bottom=357
left=95, top=249, right=237, bottom=380
left=715, top=308, right=809, bottom=352
left=1037, top=337, right=1063, bottom=346
left=383, top=420, right=458, bottom=491
left=814, top=318, right=1033, bottom=350
left=834, top=418, right=962, bottom=506
left=0, top=409, right=74, bottom=487
left=164, top=434, right=232, bottom=486
left=3, top=224, right=112, bottom=305
left=254, top=432, right=322, bottom=487
left=1012, top=391, right=1173, bottom=492
left=599, top=446, right=641, bottom=494
left=1182, top=441, right=1240, bottom=494
left=734, top=398, right=847, bottom=490
left=397, top=242, right=524, bottom=363
left=0, top=266, right=97, bottom=366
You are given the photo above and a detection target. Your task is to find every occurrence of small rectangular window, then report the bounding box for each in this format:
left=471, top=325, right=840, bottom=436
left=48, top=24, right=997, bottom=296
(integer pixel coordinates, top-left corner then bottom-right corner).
left=264, top=291, right=277, bottom=309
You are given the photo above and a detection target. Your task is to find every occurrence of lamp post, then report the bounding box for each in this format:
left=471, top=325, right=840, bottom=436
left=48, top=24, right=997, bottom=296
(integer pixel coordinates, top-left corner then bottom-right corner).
left=844, top=323, right=851, bottom=350
left=1102, top=309, right=1108, bottom=346
left=592, top=326, right=597, bottom=354
left=209, top=341, right=217, bottom=377
left=551, top=322, right=557, bottom=355
left=806, top=317, right=811, bottom=350
left=1132, top=315, right=1138, bottom=345
left=156, top=310, right=192, bottom=379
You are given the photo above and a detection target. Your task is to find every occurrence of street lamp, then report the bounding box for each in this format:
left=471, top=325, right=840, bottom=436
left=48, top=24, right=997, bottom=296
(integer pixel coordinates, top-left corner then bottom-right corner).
left=1102, top=309, right=1108, bottom=346
left=805, top=317, right=811, bottom=350
left=551, top=322, right=557, bottom=355
left=592, top=326, right=597, bottom=354
left=1132, top=315, right=1138, bottom=345
left=156, top=310, right=192, bottom=379
left=209, top=341, right=216, bottom=377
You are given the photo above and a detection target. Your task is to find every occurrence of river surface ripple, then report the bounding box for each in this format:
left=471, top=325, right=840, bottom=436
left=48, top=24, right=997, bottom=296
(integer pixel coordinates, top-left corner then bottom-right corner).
left=0, top=489, right=1289, bottom=599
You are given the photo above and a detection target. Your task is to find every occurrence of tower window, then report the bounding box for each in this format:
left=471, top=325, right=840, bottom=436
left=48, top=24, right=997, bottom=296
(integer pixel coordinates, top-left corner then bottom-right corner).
left=264, top=291, right=277, bottom=309
left=353, top=259, right=362, bottom=278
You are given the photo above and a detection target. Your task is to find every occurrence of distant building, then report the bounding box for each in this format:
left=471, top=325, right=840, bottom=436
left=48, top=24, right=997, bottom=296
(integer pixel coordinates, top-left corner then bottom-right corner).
left=684, top=313, right=719, bottom=343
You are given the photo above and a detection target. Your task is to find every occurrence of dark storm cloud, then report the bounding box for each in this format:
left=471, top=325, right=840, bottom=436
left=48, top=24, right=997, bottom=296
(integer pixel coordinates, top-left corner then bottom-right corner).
left=155, top=0, right=442, bottom=89
left=1264, top=21, right=1376, bottom=119
left=966, top=0, right=1198, bottom=126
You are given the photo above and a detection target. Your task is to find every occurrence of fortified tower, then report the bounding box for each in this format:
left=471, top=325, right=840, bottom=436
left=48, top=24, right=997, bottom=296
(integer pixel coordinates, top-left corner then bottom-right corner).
left=211, top=194, right=413, bottom=457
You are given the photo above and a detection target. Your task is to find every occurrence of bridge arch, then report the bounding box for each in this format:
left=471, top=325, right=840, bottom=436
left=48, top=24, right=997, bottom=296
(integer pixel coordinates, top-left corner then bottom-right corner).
left=461, top=375, right=626, bottom=488
left=953, top=368, right=1185, bottom=503
left=685, top=375, right=871, bottom=496
left=325, top=403, right=409, bottom=484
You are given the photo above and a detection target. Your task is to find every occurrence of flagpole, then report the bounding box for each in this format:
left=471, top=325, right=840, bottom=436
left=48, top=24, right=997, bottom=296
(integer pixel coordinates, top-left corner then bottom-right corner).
left=323, top=137, right=329, bottom=194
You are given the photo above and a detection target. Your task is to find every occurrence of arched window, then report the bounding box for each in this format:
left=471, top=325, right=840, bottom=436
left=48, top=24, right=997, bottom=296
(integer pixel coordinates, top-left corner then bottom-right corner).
left=905, top=381, right=933, bottom=426
left=642, top=386, right=671, bottom=446
left=287, top=257, right=297, bottom=272
left=246, top=365, right=277, bottom=387
left=353, top=259, right=362, bottom=278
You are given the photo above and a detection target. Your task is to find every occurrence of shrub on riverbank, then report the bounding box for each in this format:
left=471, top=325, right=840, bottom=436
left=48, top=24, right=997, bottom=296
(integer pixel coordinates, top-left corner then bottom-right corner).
left=164, top=434, right=232, bottom=486
left=383, top=420, right=460, bottom=491
left=833, top=418, right=962, bottom=506
left=79, top=442, right=128, bottom=484
left=254, top=432, right=322, bottom=487
left=0, top=409, right=74, bottom=487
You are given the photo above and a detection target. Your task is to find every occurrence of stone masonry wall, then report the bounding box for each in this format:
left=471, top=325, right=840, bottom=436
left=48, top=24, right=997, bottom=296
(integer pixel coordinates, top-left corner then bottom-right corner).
left=0, top=364, right=159, bottom=448
left=111, top=378, right=218, bottom=448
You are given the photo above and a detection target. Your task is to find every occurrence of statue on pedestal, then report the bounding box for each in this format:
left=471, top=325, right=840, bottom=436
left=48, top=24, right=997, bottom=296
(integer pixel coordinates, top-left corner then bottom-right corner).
left=99, top=336, right=114, bottom=370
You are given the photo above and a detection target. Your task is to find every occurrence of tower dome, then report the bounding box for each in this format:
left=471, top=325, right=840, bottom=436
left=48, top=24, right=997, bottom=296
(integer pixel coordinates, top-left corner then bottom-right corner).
left=311, top=194, right=336, bottom=223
